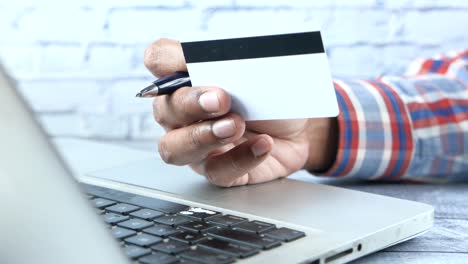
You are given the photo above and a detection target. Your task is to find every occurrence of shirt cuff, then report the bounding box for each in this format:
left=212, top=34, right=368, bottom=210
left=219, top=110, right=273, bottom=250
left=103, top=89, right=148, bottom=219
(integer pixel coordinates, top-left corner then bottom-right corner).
left=318, top=80, right=414, bottom=180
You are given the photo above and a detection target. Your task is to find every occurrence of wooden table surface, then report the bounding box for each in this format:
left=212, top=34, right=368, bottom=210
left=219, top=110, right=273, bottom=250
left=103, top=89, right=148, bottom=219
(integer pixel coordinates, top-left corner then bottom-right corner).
left=56, top=139, right=468, bottom=264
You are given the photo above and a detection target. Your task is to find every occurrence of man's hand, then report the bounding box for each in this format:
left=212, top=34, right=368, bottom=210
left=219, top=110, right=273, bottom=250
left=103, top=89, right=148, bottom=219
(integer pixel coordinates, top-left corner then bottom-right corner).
left=144, top=38, right=338, bottom=187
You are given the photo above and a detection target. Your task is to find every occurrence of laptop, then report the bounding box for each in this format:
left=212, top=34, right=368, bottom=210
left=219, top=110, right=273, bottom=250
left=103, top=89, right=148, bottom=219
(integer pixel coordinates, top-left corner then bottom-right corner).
left=0, top=63, right=433, bottom=264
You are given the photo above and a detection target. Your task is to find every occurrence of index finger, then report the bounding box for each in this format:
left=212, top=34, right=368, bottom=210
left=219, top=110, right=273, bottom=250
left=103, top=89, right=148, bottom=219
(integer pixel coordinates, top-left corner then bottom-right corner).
left=144, top=38, right=188, bottom=78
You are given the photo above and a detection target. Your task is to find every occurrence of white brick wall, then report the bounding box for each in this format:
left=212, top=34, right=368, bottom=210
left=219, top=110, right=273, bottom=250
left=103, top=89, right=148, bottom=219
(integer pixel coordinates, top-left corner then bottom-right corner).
left=0, top=0, right=467, bottom=142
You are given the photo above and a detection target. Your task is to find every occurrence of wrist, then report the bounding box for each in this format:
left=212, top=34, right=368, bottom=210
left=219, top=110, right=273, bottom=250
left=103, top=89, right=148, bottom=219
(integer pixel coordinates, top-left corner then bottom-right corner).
left=304, top=117, right=338, bottom=173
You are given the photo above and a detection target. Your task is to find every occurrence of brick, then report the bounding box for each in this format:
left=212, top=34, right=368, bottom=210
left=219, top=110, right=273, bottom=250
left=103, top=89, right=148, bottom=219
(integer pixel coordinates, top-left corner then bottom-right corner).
left=379, top=45, right=422, bottom=76
left=206, top=9, right=321, bottom=37
left=15, top=7, right=105, bottom=42
left=106, top=9, right=202, bottom=43
left=132, top=43, right=153, bottom=75
left=414, top=0, right=468, bottom=7
left=384, top=0, right=468, bottom=8
left=80, top=113, right=130, bottom=139
left=234, top=0, right=377, bottom=7
left=18, top=80, right=106, bottom=112
left=38, top=113, right=83, bottom=137
left=0, top=45, right=40, bottom=75
left=190, top=0, right=234, bottom=8
left=84, top=44, right=135, bottom=75
left=108, top=79, right=154, bottom=115
left=340, top=0, right=382, bottom=7
left=109, top=0, right=186, bottom=7
left=0, top=7, right=18, bottom=32
left=380, top=0, right=412, bottom=9
left=400, top=10, right=468, bottom=45
left=328, top=46, right=382, bottom=78
left=37, top=44, right=85, bottom=74
left=5, top=0, right=102, bottom=6
left=323, top=9, right=391, bottom=45
left=328, top=44, right=441, bottom=79
left=0, top=6, right=36, bottom=44
left=439, top=42, right=468, bottom=55
left=235, top=0, right=311, bottom=7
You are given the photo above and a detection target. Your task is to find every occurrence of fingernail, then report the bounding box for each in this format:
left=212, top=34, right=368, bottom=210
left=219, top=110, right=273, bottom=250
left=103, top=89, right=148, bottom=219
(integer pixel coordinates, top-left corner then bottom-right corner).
left=199, top=92, right=220, bottom=112
left=251, top=138, right=270, bottom=158
left=212, top=119, right=236, bottom=139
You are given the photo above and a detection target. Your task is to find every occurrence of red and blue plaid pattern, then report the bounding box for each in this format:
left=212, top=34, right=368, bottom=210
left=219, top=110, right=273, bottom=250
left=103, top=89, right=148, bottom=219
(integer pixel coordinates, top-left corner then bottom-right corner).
left=323, top=50, right=468, bottom=182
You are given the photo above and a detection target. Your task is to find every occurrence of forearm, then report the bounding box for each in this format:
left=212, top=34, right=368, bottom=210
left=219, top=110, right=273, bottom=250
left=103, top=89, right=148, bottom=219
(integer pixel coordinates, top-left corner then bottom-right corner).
left=383, top=74, right=468, bottom=181
left=315, top=79, right=415, bottom=180
left=312, top=56, right=467, bottom=181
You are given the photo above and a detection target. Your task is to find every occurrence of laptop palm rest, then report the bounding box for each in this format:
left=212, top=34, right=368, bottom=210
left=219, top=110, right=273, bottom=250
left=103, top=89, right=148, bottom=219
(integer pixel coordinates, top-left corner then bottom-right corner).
left=87, top=158, right=432, bottom=237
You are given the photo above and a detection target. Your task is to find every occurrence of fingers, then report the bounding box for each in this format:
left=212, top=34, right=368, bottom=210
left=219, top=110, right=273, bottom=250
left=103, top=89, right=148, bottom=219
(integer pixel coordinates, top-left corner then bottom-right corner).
left=144, top=38, right=187, bottom=78
left=153, top=86, right=231, bottom=129
left=203, top=134, right=274, bottom=187
left=158, top=113, right=245, bottom=165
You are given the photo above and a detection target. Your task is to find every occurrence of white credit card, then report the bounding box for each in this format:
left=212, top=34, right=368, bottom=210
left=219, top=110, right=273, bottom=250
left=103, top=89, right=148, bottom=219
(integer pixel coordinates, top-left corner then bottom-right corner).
left=181, top=31, right=338, bottom=121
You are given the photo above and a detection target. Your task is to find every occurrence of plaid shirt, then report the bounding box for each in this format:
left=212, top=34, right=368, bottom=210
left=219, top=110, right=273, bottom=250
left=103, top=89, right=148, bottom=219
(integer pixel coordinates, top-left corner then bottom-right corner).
left=322, top=50, right=468, bottom=182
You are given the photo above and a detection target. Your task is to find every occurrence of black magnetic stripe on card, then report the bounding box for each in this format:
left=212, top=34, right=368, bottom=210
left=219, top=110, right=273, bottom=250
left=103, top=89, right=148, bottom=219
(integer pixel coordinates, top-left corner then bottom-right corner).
left=181, top=31, right=324, bottom=63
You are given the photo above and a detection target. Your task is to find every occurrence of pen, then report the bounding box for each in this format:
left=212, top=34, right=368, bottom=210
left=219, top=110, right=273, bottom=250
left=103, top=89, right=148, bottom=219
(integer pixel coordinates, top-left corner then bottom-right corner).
left=136, top=71, right=192, bottom=98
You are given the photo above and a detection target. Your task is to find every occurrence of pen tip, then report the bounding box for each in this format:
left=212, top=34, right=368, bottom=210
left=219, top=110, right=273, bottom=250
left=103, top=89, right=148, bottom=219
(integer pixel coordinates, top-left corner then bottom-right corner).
left=136, top=83, right=157, bottom=98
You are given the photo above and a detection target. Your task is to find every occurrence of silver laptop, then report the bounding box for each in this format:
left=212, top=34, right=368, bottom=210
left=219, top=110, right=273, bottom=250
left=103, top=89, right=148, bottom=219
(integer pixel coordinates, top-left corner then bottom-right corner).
left=0, top=64, right=433, bottom=264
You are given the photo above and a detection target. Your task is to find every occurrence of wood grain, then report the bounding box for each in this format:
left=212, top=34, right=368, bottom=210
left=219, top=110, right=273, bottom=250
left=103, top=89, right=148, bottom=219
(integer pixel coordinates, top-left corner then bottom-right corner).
left=385, top=218, right=468, bottom=253
left=345, top=183, right=468, bottom=263
left=352, top=252, right=468, bottom=264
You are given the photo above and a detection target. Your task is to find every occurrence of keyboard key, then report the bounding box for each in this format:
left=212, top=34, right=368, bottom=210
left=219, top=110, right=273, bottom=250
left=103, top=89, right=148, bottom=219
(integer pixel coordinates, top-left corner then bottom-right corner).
left=198, top=238, right=259, bottom=258
left=124, top=245, right=151, bottom=259
left=92, top=198, right=116, bottom=209
left=139, top=252, right=178, bottom=264
left=117, top=218, right=154, bottom=230
left=208, top=228, right=281, bottom=250
left=84, top=184, right=189, bottom=214
left=154, top=215, right=191, bottom=227
left=179, top=221, right=218, bottom=233
left=209, top=215, right=247, bottom=227
left=124, top=233, right=162, bottom=247
left=233, top=220, right=276, bottom=234
left=106, top=203, right=139, bottom=214
left=111, top=226, right=136, bottom=240
left=130, top=209, right=164, bottom=220
left=170, top=230, right=207, bottom=244
left=103, top=213, right=129, bottom=224
left=179, top=260, right=199, bottom=264
left=151, top=239, right=191, bottom=254
left=179, top=207, right=222, bottom=221
left=264, top=227, right=306, bottom=242
left=180, top=248, right=235, bottom=264
left=144, top=224, right=181, bottom=238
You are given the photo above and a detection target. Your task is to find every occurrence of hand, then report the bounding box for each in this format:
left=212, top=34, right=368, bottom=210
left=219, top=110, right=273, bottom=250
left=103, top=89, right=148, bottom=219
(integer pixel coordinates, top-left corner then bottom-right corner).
left=144, top=38, right=338, bottom=187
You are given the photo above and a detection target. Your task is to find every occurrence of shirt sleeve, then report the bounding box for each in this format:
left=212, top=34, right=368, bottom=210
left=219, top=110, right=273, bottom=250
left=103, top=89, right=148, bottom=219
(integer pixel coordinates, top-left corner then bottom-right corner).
left=319, top=50, right=468, bottom=182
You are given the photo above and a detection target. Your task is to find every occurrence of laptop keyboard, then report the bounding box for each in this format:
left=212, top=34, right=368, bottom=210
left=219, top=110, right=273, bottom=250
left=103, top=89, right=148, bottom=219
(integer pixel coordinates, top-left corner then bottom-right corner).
left=84, top=184, right=306, bottom=264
